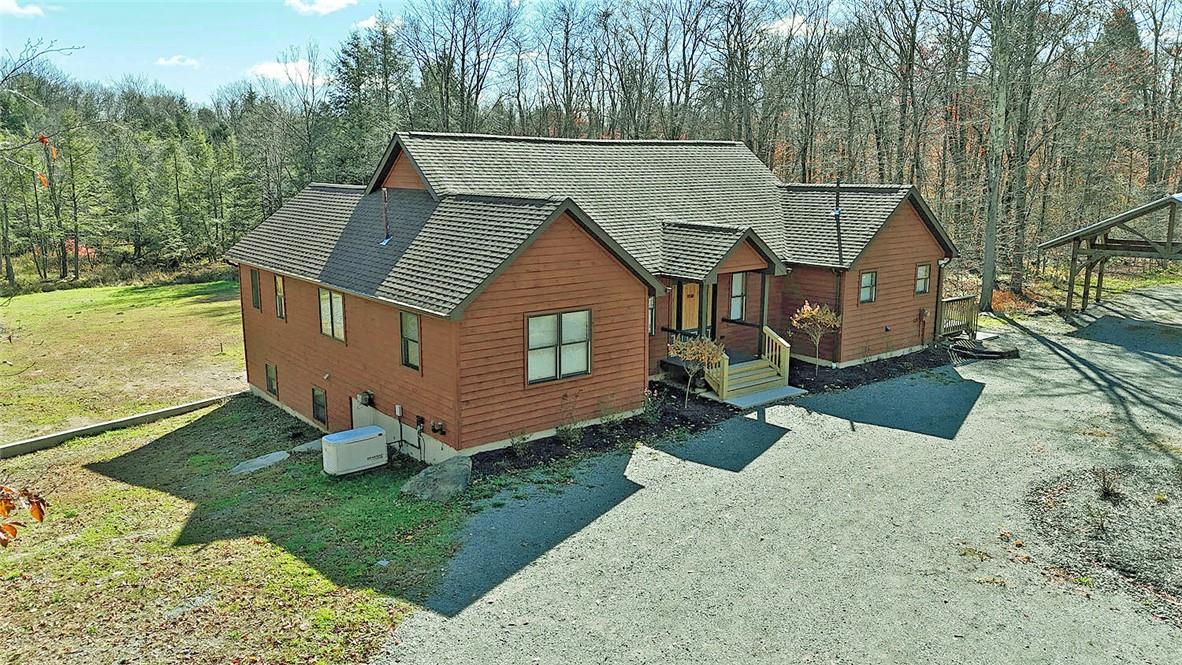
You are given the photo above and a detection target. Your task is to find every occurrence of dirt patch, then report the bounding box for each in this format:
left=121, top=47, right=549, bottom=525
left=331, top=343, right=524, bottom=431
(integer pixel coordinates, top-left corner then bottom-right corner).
left=787, top=346, right=952, bottom=393
left=1027, top=465, right=1182, bottom=627
left=471, top=383, right=737, bottom=478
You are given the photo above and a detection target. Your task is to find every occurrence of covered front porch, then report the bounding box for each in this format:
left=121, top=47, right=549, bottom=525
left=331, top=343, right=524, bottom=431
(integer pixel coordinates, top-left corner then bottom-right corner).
left=651, top=225, right=796, bottom=403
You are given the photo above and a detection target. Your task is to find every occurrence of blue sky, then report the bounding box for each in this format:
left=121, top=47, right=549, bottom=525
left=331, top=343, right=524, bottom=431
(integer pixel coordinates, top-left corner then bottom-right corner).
left=1, top=0, right=404, bottom=102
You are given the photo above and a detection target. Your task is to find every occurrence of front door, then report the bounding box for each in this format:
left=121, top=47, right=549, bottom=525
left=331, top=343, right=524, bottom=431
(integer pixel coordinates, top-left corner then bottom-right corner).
left=681, top=282, right=700, bottom=331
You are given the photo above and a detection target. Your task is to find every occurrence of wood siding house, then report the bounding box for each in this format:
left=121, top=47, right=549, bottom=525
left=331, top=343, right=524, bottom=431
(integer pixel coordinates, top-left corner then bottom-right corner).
left=227, top=133, right=955, bottom=463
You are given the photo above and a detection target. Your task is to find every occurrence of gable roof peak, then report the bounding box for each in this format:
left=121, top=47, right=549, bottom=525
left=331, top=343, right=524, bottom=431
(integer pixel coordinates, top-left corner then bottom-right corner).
left=397, top=130, right=745, bottom=147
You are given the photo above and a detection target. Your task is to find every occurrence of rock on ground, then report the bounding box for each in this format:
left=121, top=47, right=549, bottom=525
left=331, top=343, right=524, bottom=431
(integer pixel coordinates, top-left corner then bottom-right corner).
left=229, top=450, right=289, bottom=475
left=400, top=456, right=472, bottom=502
left=291, top=438, right=322, bottom=454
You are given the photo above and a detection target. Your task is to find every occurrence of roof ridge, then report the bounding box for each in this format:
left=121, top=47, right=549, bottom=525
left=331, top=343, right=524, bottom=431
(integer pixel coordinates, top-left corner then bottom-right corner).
left=778, top=182, right=910, bottom=191
left=307, top=182, right=366, bottom=190
left=441, top=193, right=566, bottom=206
left=399, top=131, right=745, bottom=147
left=662, top=219, right=746, bottom=233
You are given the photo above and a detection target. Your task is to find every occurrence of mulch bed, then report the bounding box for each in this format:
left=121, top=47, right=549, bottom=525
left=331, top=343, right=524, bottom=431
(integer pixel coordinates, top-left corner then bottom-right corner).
left=1026, top=465, right=1182, bottom=627
left=470, top=383, right=737, bottom=479
left=787, top=346, right=952, bottom=393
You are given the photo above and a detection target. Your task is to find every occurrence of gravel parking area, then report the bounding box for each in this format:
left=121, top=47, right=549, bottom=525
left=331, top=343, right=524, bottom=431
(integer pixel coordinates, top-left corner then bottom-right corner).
left=377, top=287, right=1182, bottom=665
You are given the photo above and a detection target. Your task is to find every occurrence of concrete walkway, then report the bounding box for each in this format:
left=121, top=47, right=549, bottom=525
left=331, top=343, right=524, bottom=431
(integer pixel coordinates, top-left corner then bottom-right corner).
left=376, top=286, right=1182, bottom=665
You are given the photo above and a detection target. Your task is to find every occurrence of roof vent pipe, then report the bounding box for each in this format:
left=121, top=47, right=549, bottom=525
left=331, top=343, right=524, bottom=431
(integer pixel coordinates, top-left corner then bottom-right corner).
left=833, top=178, right=844, bottom=266
left=380, top=187, right=393, bottom=246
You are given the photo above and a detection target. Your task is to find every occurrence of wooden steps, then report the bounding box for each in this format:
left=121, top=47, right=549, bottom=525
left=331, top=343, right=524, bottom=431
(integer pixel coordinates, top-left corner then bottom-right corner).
left=724, top=359, right=788, bottom=397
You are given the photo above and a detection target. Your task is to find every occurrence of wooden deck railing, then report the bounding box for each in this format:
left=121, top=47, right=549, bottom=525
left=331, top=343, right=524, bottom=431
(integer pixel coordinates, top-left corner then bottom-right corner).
left=939, top=295, right=978, bottom=338
left=761, top=325, right=792, bottom=384
left=703, top=352, right=730, bottom=399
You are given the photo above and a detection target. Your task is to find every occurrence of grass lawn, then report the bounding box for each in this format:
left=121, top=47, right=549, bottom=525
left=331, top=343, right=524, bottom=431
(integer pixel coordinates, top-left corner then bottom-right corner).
left=0, top=394, right=468, bottom=664
left=0, top=280, right=246, bottom=442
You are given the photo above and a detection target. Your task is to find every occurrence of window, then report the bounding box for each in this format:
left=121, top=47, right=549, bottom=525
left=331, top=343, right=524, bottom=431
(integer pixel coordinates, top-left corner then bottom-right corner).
left=859, top=271, right=877, bottom=304
left=527, top=309, right=590, bottom=383
left=915, top=263, right=931, bottom=294
left=318, top=288, right=345, bottom=341
left=400, top=311, right=421, bottom=370
left=729, top=273, right=747, bottom=320
left=311, top=386, right=327, bottom=425
left=264, top=363, right=278, bottom=396
left=647, top=296, right=655, bottom=335
left=274, top=275, right=286, bottom=319
left=249, top=269, right=261, bottom=309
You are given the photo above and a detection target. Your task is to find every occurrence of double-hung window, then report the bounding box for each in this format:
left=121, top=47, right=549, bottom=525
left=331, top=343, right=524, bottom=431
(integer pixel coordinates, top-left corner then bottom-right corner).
left=729, top=273, right=747, bottom=320
left=274, top=275, right=286, bottom=319
left=318, top=288, right=345, bottom=341
left=527, top=310, right=590, bottom=383
left=915, top=264, right=931, bottom=294
left=400, top=312, right=421, bottom=370
left=249, top=269, right=261, bottom=310
left=859, top=271, right=878, bottom=304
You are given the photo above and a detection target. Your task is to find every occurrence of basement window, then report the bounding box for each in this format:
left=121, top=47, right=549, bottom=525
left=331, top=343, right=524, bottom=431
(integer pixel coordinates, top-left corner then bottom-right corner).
left=264, top=363, right=278, bottom=396
left=729, top=273, right=747, bottom=320
left=312, top=386, right=327, bottom=425
left=915, top=264, right=931, bottom=294
left=274, top=275, right=286, bottom=319
left=527, top=309, right=590, bottom=383
left=318, top=288, right=345, bottom=342
left=859, top=271, right=877, bottom=304
left=249, top=269, right=261, bottom=310
left=400, top=312, right=421, bottom=370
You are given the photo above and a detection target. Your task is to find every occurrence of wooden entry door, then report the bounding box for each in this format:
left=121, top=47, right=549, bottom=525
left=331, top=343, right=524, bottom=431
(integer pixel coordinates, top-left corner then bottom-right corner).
left=681, top=283, right=700, bottom=330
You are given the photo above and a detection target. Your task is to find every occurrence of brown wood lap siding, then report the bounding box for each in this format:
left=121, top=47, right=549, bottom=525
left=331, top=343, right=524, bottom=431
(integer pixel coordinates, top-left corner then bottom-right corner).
left=381, top=151, right=427, bottom=190
left=837, top=200, right=944, bottom=363
left=457, top=213, right=650, bottom=448
left=239, top=264, right=462, bottom=445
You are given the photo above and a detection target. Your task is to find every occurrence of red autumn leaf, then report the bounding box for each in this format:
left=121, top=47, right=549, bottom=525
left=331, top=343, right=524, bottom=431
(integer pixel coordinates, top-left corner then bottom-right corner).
left=0, top=499, right=11, bottom=517
left=0, top=522, right=18, bottom=539
left=37, top=134, right=49, bottom=145
left=28, top=500, right=44, bottom=523
left=37, top=173, right=48, bottom=189
left=50, top=145, right=58, bottom=161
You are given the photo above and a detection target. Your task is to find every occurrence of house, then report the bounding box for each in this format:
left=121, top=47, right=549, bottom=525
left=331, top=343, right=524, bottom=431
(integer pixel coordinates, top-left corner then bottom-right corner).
left=226, top=132, right=955, bottom=463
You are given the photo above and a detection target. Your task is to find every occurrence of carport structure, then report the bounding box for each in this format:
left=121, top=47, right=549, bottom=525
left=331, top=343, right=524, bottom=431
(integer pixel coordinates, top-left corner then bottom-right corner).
left=1038, top=193, right=1182, bottom=313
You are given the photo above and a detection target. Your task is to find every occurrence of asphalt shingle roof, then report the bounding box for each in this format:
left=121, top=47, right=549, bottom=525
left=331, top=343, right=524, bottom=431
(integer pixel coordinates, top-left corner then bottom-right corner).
left=660, top=221, right=746, bottom=281
left=778, top=183, right=912, bottom=268
left=394, top=132, right=786, bottom=276
left=225, top=184, right=565, bottom=317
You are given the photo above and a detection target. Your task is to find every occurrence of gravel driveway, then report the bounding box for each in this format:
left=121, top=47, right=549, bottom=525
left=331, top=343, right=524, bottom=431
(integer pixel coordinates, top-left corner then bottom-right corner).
left=378, top=286, right=1182, bottom=664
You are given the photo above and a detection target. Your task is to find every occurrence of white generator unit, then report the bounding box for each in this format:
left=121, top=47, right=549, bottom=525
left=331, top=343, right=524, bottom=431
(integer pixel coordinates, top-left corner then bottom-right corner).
left=322, top=425, right=387, bottom=476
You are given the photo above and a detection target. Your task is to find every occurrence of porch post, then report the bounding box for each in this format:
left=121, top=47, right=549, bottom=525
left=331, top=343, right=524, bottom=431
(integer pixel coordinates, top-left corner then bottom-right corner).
left=698, top=280, right=710, bottom=338
left=758, top=273, right=769, bottom=348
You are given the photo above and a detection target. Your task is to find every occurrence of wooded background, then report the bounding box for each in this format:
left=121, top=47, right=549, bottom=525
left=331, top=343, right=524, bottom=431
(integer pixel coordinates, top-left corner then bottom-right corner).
left=2, top=0, right=1180, bottom=305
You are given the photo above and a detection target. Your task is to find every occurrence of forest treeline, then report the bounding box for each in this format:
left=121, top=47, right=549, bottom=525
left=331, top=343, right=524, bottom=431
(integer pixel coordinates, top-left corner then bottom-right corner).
left=1, top=0, right=1180, bottom=304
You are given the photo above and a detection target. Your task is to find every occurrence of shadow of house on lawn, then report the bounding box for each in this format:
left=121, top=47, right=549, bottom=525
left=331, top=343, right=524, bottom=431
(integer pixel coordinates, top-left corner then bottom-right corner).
left=86, top=393, right=787, bottom=618
left=794, top=365, right=984, bottom=440
left=1070, top=315, right=1182, bottom=358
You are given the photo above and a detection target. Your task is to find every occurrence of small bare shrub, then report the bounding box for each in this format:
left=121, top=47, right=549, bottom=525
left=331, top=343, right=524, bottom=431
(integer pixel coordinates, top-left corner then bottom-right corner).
left=507, top=432, right=530, bottom=458
left=639, top=387, right=662, bottom=425
left=667, top=335, right=726, bottom=408
left=1085, top=503, right=1111, bottom=535
left=597, top=399, right=626, bottom=431
left=1092, top=467, right=1122, bottom=501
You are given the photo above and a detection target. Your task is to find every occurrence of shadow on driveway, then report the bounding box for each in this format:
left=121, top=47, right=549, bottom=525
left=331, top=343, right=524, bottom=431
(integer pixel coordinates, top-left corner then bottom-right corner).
left=1070, top=315, right=1182, bottom=358
left=794, top=365, right=984, bottom=440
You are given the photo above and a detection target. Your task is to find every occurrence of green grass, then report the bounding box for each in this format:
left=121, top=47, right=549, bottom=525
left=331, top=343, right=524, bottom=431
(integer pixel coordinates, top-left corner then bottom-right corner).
left=0, top=395, right=468, bottom=664
left=0, top=280, right=245, bottom=441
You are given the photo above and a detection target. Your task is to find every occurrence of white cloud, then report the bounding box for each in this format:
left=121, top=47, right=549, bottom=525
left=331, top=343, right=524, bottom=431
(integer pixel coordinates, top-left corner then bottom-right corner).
left=284, top=0, right=356, bottom=16
left=156, top=54, right=199, bottom=69
left=0, top=0, right=45, bottom=17
left=248, top=59, right=328, bottom=86
left=355, top=14, right=378, bottom=29
left=767, top=15, right=809, bottom=37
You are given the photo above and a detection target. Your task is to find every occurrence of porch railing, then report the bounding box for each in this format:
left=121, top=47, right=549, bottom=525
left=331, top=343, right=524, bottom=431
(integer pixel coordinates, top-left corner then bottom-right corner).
left=761, top=325, right=792, bottom=384
left=703, top=352, right=730, bottom=399
left=939, top=295, right=978, bottom=338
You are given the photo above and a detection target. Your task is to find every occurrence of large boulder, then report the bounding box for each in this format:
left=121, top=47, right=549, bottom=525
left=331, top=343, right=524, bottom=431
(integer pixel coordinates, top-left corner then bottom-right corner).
left=399, top=456, right=472, bottom=502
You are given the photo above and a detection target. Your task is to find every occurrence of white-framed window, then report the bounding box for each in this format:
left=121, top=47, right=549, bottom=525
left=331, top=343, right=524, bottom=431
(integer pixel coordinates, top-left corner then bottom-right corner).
left=729, top=273, right=747, bottom=319
left=265, top=362, right=278, bottom=396
left=318, top=288, right=345, bottom=341
left=915, top=263, right=931, bottom=294
left=249, top=269, right=261, bottom=309
left=401, top=311, right=421, bottom=370
left=527, top=309, right=590, bottom=384
left=274, top=275, right=286, bottom=319
left=859, top=271, right=877, bottom=304
left=647, top=296, right=655, bottom=335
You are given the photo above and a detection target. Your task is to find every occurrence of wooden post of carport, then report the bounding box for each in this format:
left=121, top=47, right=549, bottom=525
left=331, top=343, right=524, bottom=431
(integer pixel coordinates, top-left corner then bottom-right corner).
left=1094, top=233, right=1109, bottom=303
left=1066, top=238, right=1080, bottom=314
left=1081, top=238, right=1094, bottom=310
